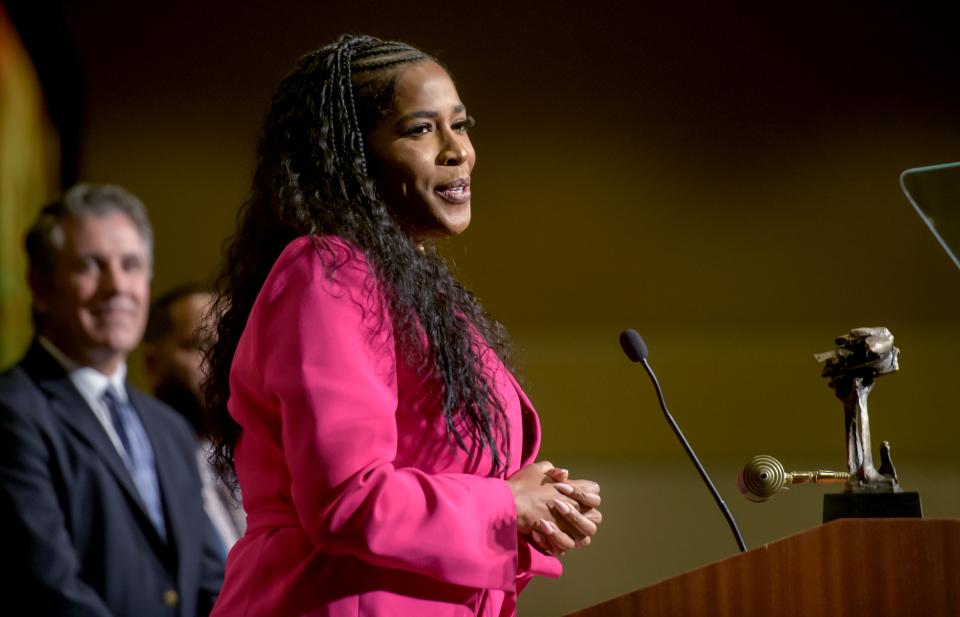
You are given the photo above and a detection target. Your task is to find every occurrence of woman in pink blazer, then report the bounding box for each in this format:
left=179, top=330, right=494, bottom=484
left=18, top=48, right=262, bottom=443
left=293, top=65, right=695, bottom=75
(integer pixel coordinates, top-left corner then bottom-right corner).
left=204, top=35, right=602, bottom=616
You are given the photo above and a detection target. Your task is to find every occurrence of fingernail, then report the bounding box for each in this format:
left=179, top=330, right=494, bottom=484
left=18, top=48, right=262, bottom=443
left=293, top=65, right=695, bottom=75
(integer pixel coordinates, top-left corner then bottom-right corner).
left=538, top=519, right=555, bottom=535
left=531, top=529, right=544, bottom=543
left=554, top=482, right=574, bottom=495
left=556, top=468, right=569, bottom=476
left=552, top=499, right=571, bottom=514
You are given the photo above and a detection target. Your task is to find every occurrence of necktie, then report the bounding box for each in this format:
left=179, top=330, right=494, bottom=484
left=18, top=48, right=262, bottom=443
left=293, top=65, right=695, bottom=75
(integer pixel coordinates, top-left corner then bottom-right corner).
left=102, top=387, right=167, bottom=540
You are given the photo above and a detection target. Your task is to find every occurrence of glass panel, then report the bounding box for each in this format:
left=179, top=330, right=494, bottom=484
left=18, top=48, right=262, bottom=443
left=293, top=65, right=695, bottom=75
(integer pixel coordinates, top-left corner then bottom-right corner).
left=901, top=161, right=960, bottom=270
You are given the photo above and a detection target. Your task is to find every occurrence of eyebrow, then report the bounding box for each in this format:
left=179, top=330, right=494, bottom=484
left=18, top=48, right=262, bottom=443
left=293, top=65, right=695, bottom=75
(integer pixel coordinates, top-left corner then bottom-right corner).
left=396, top=104, right=466, bottom=124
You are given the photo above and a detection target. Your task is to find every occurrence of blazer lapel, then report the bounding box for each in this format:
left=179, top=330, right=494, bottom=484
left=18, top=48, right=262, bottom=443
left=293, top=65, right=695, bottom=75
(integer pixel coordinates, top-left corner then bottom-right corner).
left=21, top=342, right=167, bottom=549
left=505, top=370, right=542, bottom=466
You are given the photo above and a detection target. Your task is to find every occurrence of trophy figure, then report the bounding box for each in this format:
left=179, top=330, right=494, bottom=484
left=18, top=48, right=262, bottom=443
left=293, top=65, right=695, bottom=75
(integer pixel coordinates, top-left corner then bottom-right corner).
left=739, top=327, right=922, bottom=521
left=815, top=327, right=900, bottom=492
left=815, top=327, right=922, bottom=520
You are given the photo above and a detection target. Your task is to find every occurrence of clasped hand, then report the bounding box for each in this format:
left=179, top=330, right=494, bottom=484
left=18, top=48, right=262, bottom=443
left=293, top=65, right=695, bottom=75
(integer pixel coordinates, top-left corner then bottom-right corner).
left=507, top=461, right=602, bottom=558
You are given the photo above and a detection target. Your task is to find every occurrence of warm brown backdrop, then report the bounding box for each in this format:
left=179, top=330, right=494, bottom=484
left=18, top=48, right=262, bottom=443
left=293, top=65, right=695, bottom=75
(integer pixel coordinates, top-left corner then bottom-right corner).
left=28, top=2, right=960, bottom=614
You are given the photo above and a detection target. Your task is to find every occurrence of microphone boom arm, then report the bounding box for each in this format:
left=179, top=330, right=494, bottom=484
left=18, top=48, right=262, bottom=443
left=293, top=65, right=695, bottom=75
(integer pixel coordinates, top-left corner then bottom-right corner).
left=639, top=357, right=749, bottom=553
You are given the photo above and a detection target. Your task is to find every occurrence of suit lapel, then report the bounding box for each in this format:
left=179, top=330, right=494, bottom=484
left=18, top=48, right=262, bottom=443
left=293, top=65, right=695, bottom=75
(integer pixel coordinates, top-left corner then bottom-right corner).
left=21, top=342, right=168, bottom=550
left=505, top=370, right=542, bottom=466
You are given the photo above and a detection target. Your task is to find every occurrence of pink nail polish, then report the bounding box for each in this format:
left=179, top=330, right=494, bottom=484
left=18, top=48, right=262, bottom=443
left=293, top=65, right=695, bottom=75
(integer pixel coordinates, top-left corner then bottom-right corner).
left=554, top=482, right=574, bottom=495
left=538, top=519, right=554, bottom=535
left=531, top=529, right=544, bottom=543
left=553, top=499, right=571, bottom=514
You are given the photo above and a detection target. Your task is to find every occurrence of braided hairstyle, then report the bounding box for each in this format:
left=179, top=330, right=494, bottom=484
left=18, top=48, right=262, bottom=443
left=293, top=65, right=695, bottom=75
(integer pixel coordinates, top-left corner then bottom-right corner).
left=205, top=35, right=513, bottom=490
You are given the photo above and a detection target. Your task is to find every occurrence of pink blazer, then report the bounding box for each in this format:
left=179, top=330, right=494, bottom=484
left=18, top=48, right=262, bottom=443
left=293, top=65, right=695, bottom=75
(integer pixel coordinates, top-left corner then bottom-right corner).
left=211, top=236, right=561, bottom=617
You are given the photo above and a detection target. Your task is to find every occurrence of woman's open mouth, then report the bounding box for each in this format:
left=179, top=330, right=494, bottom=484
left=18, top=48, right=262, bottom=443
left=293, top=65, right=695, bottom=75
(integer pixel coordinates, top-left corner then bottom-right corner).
left=434, top=178, right=471, bottom=204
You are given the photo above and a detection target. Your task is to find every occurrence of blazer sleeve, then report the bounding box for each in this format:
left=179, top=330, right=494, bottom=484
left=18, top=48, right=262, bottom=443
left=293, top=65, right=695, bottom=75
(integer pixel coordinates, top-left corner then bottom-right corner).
left=0, top=392, right=113, bottom=617
left=252, top=238, right=521, bottom=592
left=513, top=382, right=562, bottom=587
left=516, top=538, right=563, bottom=591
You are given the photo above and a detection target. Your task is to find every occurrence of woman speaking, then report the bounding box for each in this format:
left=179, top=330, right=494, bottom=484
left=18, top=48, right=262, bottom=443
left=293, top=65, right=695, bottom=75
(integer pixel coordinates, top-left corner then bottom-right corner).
left=205, top=35, right=602, bottom=616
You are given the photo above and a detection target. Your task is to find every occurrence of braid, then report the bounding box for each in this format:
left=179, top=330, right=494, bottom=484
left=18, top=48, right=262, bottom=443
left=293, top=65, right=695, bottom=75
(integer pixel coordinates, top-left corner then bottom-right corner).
left=339, top=46, right=367, bottom=176
left=351, top=44, right=416, bottom=61
left=206, top=35, right=513, bottom=492
left=355, top=55, right=428, bottom=73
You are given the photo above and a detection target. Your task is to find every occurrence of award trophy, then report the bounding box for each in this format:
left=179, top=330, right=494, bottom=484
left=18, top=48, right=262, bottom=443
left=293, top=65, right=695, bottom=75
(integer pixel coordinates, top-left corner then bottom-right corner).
left=738, top=161, right=960, bottom=522
left=738, top=327, right=923, bottom=522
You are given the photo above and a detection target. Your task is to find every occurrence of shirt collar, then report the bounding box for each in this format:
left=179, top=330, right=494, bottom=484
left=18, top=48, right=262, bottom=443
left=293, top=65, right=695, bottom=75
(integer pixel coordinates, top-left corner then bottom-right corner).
left=38, top=336, right=129, bottom=402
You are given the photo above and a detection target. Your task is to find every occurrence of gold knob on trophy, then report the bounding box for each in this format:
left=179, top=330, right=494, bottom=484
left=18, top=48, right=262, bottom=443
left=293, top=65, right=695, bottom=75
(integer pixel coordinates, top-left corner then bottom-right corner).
left=738, top=455, right=788, bottom=502
left=738, top=455, right=850, bottom=502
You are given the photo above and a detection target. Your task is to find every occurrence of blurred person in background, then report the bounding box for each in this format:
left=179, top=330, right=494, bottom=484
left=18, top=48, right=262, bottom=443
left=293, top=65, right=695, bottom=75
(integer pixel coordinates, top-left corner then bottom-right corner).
left=0, top=184, right=224, bottom=616
left=144, top=283, right=246, bottom=554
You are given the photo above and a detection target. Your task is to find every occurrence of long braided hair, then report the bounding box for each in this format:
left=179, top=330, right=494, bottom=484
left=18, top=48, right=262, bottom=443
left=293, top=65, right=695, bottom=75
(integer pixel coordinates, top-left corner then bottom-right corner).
left=205, top=35, right=513, bottom=489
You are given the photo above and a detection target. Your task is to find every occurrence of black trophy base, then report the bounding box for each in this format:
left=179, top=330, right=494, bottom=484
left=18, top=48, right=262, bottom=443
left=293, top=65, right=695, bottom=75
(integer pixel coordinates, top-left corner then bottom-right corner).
left=822, top=491, right=923, bottom=523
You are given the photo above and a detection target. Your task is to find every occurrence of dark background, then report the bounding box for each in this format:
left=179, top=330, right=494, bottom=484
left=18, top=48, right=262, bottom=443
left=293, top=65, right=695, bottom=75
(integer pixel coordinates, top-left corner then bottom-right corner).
left=10, top=2, right=960, bottom=614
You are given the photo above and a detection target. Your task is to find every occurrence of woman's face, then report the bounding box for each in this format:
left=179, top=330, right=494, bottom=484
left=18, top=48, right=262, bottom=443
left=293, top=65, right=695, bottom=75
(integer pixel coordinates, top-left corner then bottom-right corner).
left=366, top=60, right=476, bottom=241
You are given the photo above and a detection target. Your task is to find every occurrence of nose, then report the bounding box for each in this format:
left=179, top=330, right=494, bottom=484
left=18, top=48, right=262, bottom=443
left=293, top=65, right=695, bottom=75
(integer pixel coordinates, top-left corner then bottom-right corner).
left=99, top=261, right=124, bottom=296
left=437, top=129, right=469, bottom=167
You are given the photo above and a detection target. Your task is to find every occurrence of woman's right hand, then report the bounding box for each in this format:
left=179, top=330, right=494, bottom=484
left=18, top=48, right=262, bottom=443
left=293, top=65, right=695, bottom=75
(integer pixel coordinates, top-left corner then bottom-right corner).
left=507, top=461, right=602, bottom=557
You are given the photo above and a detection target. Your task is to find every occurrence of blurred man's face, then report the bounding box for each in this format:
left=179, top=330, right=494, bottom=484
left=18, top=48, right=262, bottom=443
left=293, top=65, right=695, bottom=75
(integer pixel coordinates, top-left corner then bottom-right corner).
left=144, top=292, right=213, bottom=434
left=32, top=213, right=151, bottom=374
left=146, top=292, right=212, bottom=400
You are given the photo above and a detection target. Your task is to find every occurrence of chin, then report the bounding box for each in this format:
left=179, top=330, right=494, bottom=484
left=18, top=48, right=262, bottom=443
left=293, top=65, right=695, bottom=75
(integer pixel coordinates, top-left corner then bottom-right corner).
left=94, top=329, right=142, bottom=355
left=440, top=208, right=471, bottom=236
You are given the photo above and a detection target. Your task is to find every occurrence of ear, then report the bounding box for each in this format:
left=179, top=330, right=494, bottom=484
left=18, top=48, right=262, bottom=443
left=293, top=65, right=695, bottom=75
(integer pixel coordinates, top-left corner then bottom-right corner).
left=27, top=268, right=53, bottom=314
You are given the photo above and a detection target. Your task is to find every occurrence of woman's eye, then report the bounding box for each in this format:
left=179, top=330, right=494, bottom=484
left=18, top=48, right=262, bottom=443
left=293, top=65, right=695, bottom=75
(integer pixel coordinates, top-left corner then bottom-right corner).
left=453, top=116, right=476, bottom=133
left=403, top=124, right=432, bottom=137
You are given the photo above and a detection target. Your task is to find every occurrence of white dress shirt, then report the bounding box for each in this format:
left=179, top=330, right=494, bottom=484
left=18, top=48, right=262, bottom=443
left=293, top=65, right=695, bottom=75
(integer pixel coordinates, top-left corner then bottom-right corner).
left=197, top=440, right=246, bottom=550
left=38, top=336, right=131, bottom=458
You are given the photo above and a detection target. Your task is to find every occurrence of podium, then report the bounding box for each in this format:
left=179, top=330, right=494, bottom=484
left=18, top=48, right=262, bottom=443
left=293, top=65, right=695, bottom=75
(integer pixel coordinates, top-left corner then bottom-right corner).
left=564, top=518, right=960, bottom=617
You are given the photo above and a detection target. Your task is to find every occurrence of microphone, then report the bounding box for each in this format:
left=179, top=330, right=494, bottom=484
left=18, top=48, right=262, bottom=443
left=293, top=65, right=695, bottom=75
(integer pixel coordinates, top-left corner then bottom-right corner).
left=619, top=329, right=748, bottom=553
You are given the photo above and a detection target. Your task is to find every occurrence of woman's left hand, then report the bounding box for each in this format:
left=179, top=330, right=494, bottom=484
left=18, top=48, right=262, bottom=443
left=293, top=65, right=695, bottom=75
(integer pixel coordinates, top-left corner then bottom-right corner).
left=530, top=467, right=602, bottom=558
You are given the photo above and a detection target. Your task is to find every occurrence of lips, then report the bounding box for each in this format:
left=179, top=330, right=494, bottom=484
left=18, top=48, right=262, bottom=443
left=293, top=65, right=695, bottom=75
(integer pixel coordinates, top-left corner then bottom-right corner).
left=434, top=178, right=471, bottom=205
left=90, top=298, right=140, bottom=320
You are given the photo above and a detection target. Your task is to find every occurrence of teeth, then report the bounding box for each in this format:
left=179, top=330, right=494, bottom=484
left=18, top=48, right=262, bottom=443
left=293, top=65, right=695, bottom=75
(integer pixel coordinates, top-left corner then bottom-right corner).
left=435, top=184, right=469, bottom=201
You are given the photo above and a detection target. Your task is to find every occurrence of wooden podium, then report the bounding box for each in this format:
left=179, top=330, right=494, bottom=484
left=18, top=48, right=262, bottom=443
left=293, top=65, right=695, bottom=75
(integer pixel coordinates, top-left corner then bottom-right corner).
left=564, top=518, right=960, bottom=617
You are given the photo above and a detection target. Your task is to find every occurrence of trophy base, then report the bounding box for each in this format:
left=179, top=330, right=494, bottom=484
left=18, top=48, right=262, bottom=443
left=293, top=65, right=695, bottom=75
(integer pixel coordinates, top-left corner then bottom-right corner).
left=822, top=492, right=923, bottom=523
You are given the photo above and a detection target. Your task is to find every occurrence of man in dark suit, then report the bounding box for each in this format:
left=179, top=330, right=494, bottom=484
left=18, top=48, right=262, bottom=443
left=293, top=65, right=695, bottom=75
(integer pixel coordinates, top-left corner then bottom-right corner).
left=0, top=184, right=225, bottom=616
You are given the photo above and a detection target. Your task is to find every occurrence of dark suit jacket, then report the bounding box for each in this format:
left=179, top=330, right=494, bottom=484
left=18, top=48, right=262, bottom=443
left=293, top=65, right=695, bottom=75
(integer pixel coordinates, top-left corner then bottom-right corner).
left=0, top=342, right=225, bottom=616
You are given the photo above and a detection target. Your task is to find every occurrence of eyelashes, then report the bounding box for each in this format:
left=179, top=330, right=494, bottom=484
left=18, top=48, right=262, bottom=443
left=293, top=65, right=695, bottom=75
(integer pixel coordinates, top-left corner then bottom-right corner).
left=401, top=115, right=476, bottom=138
left=403, top=124, right=431, bottom=137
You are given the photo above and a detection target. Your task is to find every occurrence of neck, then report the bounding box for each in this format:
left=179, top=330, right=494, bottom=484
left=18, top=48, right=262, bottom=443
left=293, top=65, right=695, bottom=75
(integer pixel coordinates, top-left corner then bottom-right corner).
left=40, top=332, right=125, bottom=377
